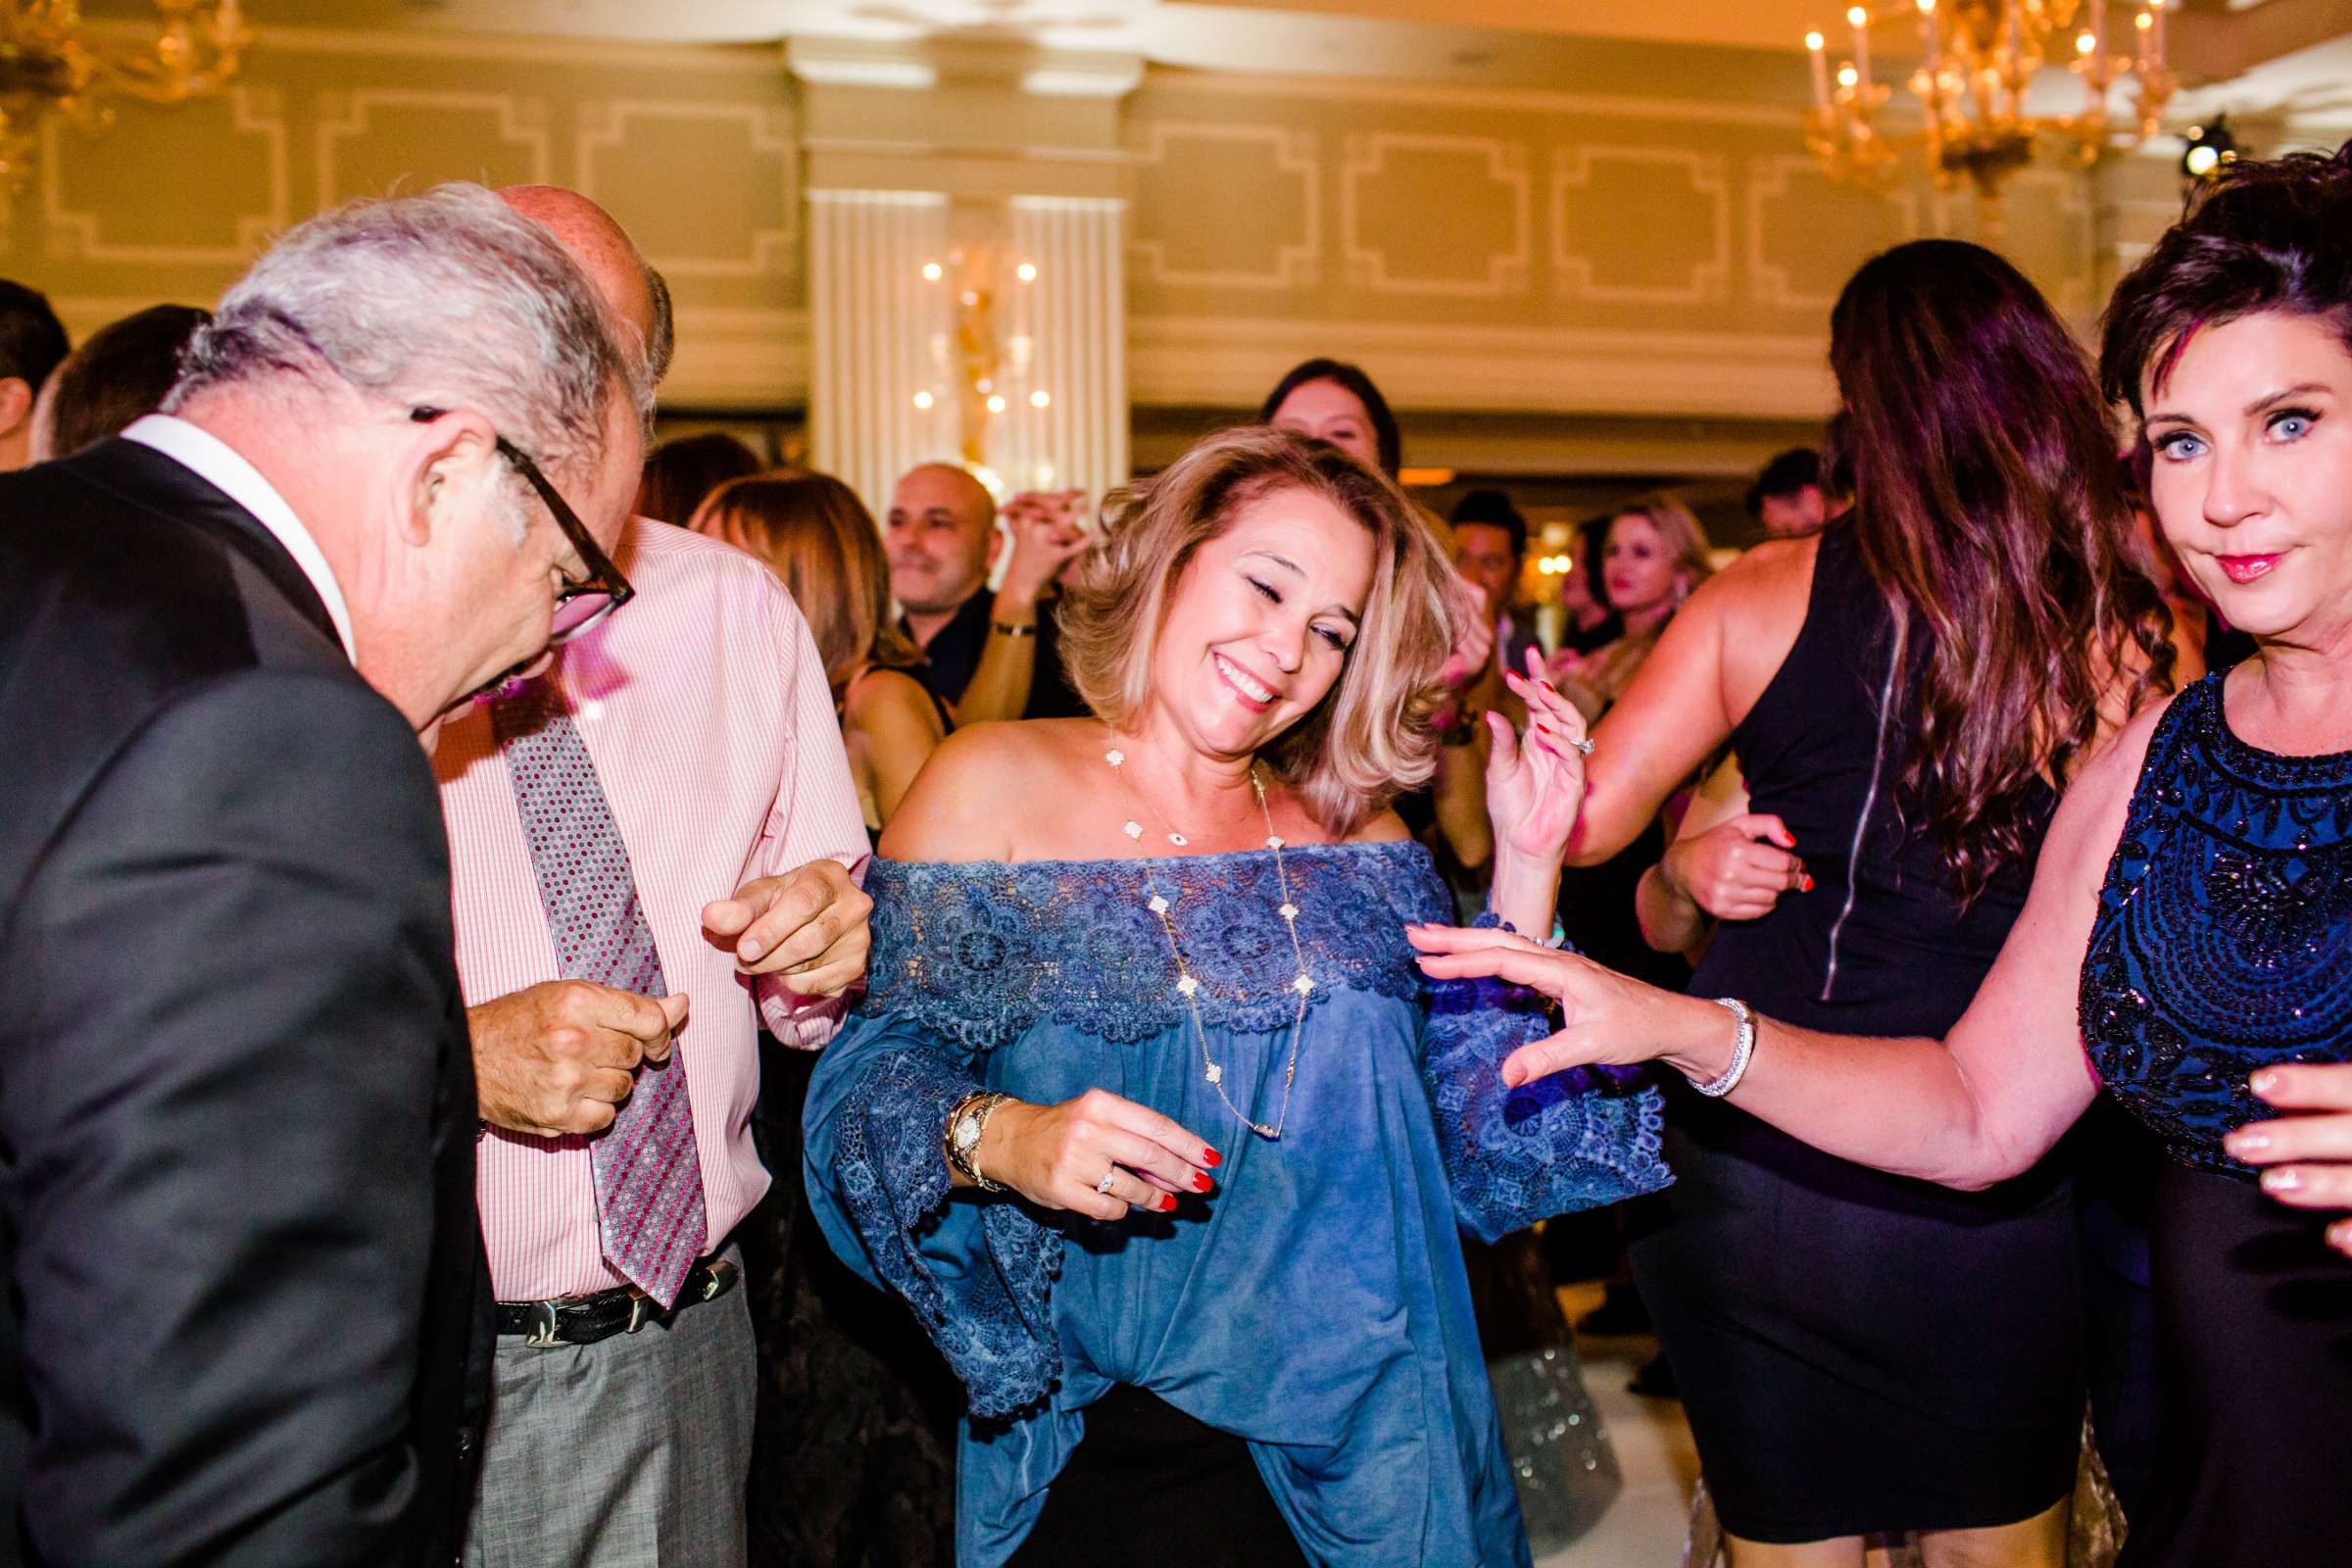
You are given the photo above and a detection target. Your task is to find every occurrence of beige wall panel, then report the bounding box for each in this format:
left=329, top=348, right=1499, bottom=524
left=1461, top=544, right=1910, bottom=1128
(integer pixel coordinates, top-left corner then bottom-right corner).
left=317, top=90, right=551, bottom=207
left=8, top=29, right=807, bottom=406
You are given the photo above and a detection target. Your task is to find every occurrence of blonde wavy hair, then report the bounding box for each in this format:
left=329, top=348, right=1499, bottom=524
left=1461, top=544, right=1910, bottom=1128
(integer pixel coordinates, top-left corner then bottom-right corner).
left=1058, top=425, right=1463, bottom=835
left=1571, top=494, right=1718, bottom=710
left=689, top=471, right=922, bottom=706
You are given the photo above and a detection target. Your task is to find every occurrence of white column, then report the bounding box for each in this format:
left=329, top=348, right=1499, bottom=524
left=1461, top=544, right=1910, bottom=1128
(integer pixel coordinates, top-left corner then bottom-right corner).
left=1000, top=196, right=1129, bottom=501
left=807, top=188, right=955, bottom=519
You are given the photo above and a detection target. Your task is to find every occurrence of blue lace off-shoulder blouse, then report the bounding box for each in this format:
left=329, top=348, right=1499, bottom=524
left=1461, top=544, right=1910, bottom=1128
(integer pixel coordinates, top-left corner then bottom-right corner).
left=2081, top=673, right=2352, bottom=1176
left=802, top=840, right=1669, bottom=1568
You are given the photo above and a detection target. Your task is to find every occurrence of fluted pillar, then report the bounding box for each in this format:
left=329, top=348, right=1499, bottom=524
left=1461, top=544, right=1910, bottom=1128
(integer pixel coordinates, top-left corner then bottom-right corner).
left=792, top=37, right=1137, bottom=515
left=806, top=190, right=953, bottom=518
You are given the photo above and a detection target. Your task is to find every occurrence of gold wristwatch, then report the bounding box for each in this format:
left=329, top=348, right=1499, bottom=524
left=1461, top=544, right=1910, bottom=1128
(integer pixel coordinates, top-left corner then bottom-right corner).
left=945, top=1091, right=1013, bottom=1192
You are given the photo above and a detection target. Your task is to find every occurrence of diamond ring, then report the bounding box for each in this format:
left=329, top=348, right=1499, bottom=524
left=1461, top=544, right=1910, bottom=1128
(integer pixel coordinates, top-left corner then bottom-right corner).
left=1096, top=1169, right=1119, bottom=1196
left=1569, top=736, right=1596, bottom=756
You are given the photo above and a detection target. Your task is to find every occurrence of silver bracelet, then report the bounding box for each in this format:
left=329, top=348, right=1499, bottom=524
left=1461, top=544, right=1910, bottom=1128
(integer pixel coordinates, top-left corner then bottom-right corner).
left=1690, top=997, right=1755, bottom=1098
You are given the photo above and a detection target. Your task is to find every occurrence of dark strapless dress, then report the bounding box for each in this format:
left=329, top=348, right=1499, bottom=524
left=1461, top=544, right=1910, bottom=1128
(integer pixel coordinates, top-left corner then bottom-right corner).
left=2080, top=671, right=2352, bottom=1567
left=1632, top=521, right=2083, bottom=1543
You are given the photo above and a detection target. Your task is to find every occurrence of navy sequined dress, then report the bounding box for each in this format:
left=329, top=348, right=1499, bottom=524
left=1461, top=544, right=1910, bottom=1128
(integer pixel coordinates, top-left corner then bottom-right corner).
left=2079, top=672, right=2352, bottom=1567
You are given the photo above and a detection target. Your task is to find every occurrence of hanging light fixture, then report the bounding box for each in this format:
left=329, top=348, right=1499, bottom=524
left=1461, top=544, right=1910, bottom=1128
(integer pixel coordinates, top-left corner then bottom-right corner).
left=1802, top=0, right=2177, bottom=212
left=0, top=1, right=249, bottom=198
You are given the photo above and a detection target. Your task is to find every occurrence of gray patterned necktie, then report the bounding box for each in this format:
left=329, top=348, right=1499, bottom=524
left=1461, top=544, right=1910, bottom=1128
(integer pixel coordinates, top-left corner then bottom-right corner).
left=492, top=679, right=707, bottom=1308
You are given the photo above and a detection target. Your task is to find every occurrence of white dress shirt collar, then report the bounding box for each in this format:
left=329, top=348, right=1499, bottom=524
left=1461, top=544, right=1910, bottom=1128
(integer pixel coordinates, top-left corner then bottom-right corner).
left=122, top=413, right=359, bottom=662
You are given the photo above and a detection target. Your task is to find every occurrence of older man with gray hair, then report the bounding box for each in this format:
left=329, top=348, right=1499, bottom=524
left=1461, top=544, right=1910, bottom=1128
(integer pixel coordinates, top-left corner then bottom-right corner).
left=0, top=181, right=644, bottom=1564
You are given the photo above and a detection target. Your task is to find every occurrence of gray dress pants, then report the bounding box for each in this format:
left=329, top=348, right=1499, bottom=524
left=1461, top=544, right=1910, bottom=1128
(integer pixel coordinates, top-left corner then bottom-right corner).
left=465, top=1276, right=756, bottom=1568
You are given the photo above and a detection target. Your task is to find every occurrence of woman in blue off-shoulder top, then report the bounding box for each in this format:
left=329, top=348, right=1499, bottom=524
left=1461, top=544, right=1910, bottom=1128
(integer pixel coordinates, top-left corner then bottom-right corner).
left=803, top=427, right=1669, bottom=1568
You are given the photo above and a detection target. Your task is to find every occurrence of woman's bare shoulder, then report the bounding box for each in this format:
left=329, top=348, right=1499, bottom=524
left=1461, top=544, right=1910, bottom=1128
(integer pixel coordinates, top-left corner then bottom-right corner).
left=844, top=667, right=946, bottom=740
left=1348, top=807, right=1414, bottom=845
left=879, top=718, right=1102, bottom=862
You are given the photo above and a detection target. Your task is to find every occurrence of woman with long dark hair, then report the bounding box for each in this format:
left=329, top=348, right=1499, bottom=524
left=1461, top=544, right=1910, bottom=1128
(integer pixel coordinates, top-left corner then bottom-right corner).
left=1415, top=143, right=2352, bottom=1568
left=1435, top=238, right=2178, bottom=1566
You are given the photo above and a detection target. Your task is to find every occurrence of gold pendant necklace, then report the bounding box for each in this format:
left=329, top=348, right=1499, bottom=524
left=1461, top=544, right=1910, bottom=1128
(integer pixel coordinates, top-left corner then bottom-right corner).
left=1105, top=747, right=1314, bottom=1141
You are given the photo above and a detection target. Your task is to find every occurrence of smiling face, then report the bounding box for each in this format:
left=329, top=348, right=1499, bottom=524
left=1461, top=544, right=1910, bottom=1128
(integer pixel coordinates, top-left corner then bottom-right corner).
left=2142, top=311, right=2352, bottom=650
left=886, top=464, right=998, bottom=616
left=1146, top=484, right=1376, bottom=762
left=1601, top=512, right=1685, bottom=618
left=1269, top=378, right=1380, bottom=470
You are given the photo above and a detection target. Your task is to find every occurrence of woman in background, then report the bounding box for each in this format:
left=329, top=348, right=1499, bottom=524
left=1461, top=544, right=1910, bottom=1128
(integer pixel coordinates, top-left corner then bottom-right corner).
left=1550, top=496, right=1716, bottom=721
left=1475, top=238, right=2178, bottom=1568
left=1415, top=145, right=2352, bottom=1568
left=640, top=427, right=763, bottom=525
left=1258, top=356, right=1402, bottom=478
left=694, top=472, right=948, bottom=831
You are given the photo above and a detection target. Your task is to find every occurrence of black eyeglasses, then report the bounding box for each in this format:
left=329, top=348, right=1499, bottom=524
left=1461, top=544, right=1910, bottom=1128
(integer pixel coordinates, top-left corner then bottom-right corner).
left=411, top=406, right=633, bottom=642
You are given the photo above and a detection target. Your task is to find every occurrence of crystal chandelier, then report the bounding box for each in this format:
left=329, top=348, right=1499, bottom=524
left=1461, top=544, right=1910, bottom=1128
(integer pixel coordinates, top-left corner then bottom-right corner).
left=1802, top=0, right=2177, bottom=206
left=0, top=1, right=249, bottom=196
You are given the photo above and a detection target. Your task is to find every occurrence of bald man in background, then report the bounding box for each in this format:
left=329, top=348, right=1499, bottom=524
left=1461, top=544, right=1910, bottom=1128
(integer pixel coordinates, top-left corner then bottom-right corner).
left=886, top=461, right=1089, bottom=724
left=438, top=185, right=871, bottom=1566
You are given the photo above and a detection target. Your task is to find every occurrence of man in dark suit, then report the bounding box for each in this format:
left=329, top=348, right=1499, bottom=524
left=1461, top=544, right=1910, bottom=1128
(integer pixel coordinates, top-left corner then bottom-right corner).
left=0, top=181, right=646, bottom=1566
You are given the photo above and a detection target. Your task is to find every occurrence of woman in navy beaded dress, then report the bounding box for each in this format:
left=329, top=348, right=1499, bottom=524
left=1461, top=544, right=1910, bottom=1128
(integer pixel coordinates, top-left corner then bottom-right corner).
left=802, top=427, right=1670, bottom=1567
left=1414, top=142, right=2352, bottom=1568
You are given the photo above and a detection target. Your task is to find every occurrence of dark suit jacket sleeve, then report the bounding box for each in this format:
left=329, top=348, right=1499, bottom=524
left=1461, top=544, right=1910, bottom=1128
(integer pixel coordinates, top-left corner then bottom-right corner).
left=5, top=668, right=463, bottom=1566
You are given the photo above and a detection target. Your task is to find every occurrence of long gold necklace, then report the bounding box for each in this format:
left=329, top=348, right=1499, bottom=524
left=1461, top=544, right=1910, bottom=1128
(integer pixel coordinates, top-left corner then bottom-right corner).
left=1105, top=747, right=1314, bottom=1141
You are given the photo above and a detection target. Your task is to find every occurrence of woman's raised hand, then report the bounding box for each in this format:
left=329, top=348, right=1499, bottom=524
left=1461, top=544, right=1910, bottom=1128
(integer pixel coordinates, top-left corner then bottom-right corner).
left=1406, top=923, right=1729, bottom=1089
left=2225, top=1064, right=2352, bottom=1258
left=1663, top=812, right=1811, bottom=923
left=1488, top=644, right=1592, bottom=866
left=979, top=1089, right=1223, bottom=1222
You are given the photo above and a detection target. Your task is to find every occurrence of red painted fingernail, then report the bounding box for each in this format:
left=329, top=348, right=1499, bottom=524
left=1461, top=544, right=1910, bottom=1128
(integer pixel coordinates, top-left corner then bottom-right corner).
left=1201, top=1147, right=1222, bottom=1168
left=1194, top=1171, right=1213, bottom=1192
left=1800, top=876, right=1815, bottom=892
left=1160, top=1194, right=1179, bottom=1212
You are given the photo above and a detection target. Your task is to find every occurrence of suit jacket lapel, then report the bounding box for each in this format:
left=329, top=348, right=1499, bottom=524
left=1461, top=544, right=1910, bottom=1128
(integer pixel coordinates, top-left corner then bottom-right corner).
left=64, top=437, right=342, bottom=649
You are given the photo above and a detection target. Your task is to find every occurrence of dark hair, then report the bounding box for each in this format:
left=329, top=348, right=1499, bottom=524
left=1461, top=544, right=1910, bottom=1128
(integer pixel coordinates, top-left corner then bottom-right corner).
left=636, top=430, right=763, bottom=525
left=1448, top=486, right=1526, bottom=558
left=0, top=279, right=69, bottom=391
left=2100, top=139, right=2352, bottom=416
left=1827, top=238, right=2173, bottom=900
left=43, top=305, right=209, bottom=458
left=1744, top=447, right=1822, bottom=517
left=690, top=471, right=920, bottom=703
left=1255, top=358, right=1402, bottom=477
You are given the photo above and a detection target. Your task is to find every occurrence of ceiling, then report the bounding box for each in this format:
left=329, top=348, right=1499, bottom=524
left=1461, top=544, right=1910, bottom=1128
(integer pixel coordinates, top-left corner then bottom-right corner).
left=86, top=0, right=2352, bottom=122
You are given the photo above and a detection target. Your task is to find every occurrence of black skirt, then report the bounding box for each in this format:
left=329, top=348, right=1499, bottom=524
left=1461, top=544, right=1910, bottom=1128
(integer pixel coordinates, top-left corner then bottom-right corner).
left=1630, top=1096, right=2083, bottom=1543
left=2120, top=1160, right=2352, bottom=1567
left=1012, top=1385, right=1308, bottom=1568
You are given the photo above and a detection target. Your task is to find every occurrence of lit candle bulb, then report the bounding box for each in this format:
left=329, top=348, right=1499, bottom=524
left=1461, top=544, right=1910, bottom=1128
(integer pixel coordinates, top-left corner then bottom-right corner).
left=1847, top=5, right=1872, bottom=93
left=2134, top=7, right=2152, bottom=68
left=1916, top=0, right=1940, bottom=79
left=2151, top=0, right=2166, bottom=65
left=1806, top=30, right=1831, bottom=111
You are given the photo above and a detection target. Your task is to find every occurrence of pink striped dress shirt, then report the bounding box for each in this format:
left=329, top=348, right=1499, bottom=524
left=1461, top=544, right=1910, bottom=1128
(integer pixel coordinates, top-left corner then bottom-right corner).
left=435, top=518, right=871, bottom=1302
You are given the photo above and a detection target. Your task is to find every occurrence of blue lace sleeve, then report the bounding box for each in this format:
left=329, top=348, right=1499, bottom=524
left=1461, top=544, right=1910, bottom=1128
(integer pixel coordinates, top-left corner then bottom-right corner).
left=801, top=1010, right=1061, bottom=1419
left=1420, top=912, right=1673, bottom=1242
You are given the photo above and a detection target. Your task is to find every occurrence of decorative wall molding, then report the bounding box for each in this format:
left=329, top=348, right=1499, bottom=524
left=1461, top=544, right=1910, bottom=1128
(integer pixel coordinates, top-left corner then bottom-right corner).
left=40, top=86, right=289, bottom=266
left=315, top=88, right=551, bottom=209
left=1744, top=153, right=1919, bottom=312
left=1130, top=313, right=1834, bottom=420
left=1549, top=145, right=1731, bottom=306
left=576, top=100, right=798, bottom=279
left=1340, top=131, right=1531, bottom=299
left=663, top=307, right=811, bottom=409
left=1128, top=122, right=1319, bottom=290
left=1139, top=70, right=1802, bottom=128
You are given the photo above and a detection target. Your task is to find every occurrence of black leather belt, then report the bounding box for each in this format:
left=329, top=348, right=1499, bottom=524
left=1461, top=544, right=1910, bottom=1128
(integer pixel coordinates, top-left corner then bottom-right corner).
left=495, top=1258, right=740, bottom=1348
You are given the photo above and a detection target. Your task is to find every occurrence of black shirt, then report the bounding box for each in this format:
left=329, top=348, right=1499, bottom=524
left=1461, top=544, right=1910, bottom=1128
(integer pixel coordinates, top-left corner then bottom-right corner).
left=907, top=587, right=1089, bottom=721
